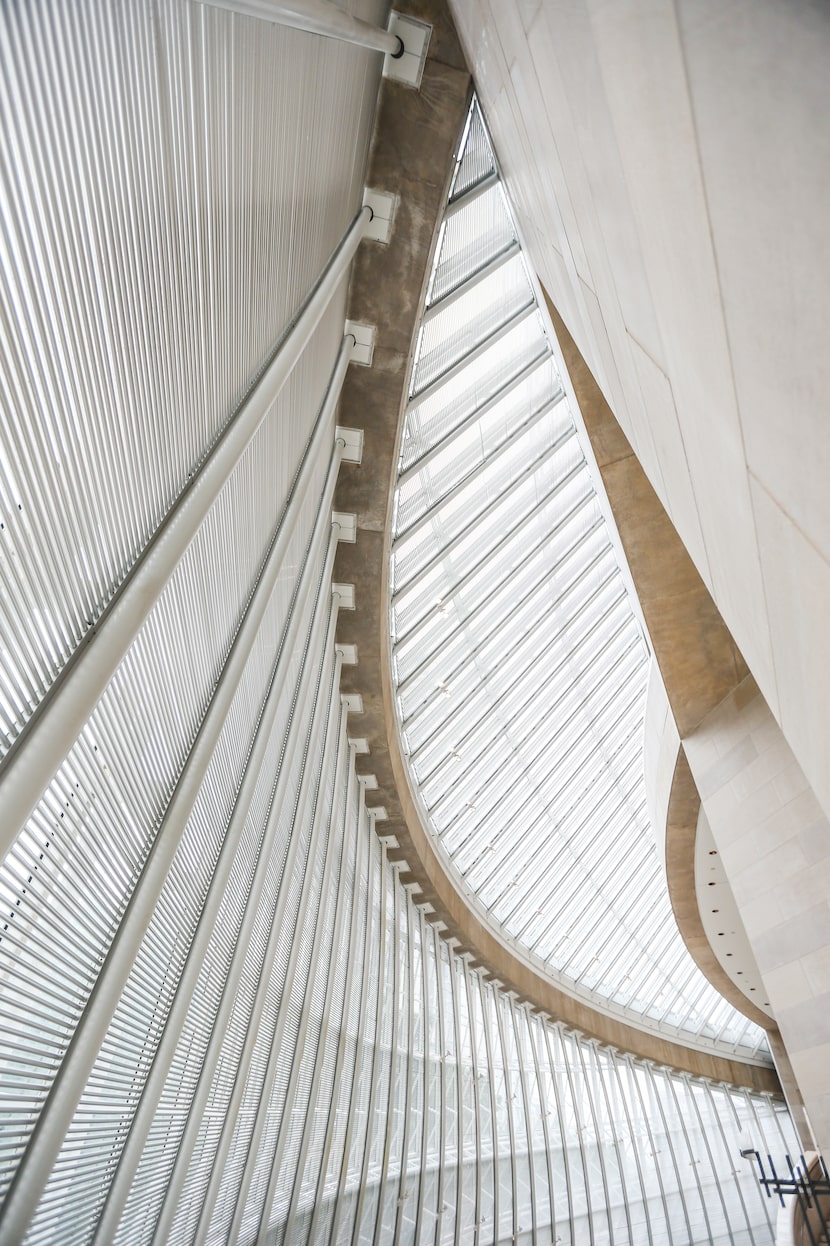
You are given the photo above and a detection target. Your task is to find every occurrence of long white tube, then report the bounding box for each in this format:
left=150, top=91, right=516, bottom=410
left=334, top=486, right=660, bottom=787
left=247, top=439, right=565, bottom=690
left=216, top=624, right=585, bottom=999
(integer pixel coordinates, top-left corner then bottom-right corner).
left=0, top=206, right=369, bottom=860
left=198, top=0, right=403, bottom=56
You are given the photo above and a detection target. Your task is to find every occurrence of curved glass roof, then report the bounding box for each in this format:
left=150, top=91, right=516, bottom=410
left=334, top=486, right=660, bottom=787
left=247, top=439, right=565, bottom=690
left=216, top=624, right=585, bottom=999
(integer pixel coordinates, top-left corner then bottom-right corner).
left=389, top=99, right=768, bottom=1062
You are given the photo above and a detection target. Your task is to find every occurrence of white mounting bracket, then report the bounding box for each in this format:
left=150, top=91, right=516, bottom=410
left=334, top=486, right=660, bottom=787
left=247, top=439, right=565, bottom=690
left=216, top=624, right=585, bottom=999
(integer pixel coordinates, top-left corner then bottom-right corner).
left=360, top=773, right=379, bottom=790
left=336, top=425, right=364, bottom=463
left=344, top=320, right=376, bottom=367
left=332, top=513, right=356, bottom=543
left=369, top=805, right=389, bottom=822
left=349, top=736, right=370, bottom=754
left=383, top=12, right=431, bottom=88
left=336, top=642, right=357, bottom=665
left=362, top=188, right=398, bottom=243
left=332, top=582, right=355, bottom=608
left=341, top=692, right=363, bottom=714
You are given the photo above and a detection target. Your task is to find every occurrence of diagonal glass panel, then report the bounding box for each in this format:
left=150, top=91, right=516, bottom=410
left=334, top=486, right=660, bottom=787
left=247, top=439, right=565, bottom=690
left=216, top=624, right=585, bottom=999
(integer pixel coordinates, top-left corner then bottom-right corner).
left=389, top=96, right=769, bottom=1063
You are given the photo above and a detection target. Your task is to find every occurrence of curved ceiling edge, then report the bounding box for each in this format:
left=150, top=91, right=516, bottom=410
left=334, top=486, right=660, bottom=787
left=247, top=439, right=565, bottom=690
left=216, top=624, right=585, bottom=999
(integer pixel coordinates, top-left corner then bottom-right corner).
left=332, top=9, right=776, bottom=1091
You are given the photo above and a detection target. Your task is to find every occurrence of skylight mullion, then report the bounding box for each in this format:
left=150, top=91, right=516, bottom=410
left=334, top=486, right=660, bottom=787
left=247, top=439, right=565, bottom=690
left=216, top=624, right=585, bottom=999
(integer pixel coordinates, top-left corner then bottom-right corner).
left=397, top=353, right=552, bottom=488
left=399, top=506, right=607, bottom=712
left=487, top=803, right=645, bottom=938
left=492, top=752, right=644, bottom=931
left=400, top=559, right=622, bottom=733
left=444, top=171, right=500, bottom=219
left=438, top=651, right=647, bottom=859
left=392, top=412, right=571, bottom=570
left=420, top=600, right=632, bottom=810
left=408, top=555, right=620, bottom=767
left=594, top=903, right=677, bottom=1001
left=547, top=855, right=658, bottom=975
left=393, top=492, right=598, bottom=682
left=486, top=746, right=645, bottom=919
left=440, top=679, right=645, bottom=874
left=407, top=304, right=538, bottom=409
left=483, top=785, right=647, bottom=930
left=431, top=601, right=636, bottom=805
left=393, top=462, right=588, bottom=651
left=411, top=559, right=623, bottom=782
left=421, top=242, right=521, bottom=325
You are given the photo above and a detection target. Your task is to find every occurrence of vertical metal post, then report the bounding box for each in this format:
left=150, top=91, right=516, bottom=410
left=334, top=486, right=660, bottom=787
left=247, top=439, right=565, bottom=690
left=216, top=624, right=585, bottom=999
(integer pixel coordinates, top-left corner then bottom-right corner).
left=348, top=841, right=391, bottom=1246
left=149, top=589, right=342, bottom=1245
left=390, top=892, right=418, bottom=1246
left=478, top=976, right=500, bottom=1246
left=448, top=945, right=465, bottom=1246
left=462, top=963, right=482, bottom=1246
left=541, top=1023, right=577, bottom=1243
left=324, top=797, right=378, bottom=1246
left=573, top=1038, right=617, bottom=1245
left=194, top=637, right=346, bottom=1246
left=432, top=928, right=448, bottom=1246
left=622, top=1054, right=675, bottom=1246
left=410, top=910, right=432, bottom=1246
left=372, top=870, right=405, bottom=1246
left=526, top=1013, right=557, bottom=1241
left=491, top=993, right=518, bottom=1244
left=606, top=1048, right=655, bottom=1246
left=643, top=1062, right=694, bottom=1244
left=511, top=1005, right=539, bottom=1242
left=284, top=741, right=366, bottom=1242
left=254, top=717, right=356, bottom=1243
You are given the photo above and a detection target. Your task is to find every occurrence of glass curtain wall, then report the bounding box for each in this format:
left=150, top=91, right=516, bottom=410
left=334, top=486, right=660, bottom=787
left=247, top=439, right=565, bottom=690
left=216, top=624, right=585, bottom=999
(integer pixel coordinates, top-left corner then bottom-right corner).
left=389, top=98, right=767, bottom=1062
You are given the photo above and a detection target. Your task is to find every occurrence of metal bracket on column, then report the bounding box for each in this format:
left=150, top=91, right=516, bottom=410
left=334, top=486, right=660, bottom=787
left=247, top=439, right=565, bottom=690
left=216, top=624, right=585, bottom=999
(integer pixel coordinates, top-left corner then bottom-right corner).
left=383, top=12, right=431, bottom=88
left=335, top=426, right=364, bottom=463
left=362, top=188, right=398, bottom=243
left=332, top=512, right=356, bottom=542
left=332, top=583, right=355, bottom=609
left=344, top=320, right=376, bottom=366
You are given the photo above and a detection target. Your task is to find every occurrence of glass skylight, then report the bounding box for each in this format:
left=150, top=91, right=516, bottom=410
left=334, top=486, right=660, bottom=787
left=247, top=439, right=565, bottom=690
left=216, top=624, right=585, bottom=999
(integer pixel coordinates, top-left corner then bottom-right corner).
left=389, top=99, right=768, bottom=1062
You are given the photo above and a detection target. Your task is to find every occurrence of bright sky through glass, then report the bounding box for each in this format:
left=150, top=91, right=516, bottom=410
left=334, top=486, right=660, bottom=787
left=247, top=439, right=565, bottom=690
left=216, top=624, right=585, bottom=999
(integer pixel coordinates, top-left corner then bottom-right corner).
left=389, top=99, right=767, bottom=1062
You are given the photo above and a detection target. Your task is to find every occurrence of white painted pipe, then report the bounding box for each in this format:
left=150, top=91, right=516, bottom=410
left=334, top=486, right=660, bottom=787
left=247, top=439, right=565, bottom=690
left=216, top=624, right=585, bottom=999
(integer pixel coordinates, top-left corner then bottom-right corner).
left=0, top=205, right=369, bottom=862
left=198, top=0, right=404, bottom=57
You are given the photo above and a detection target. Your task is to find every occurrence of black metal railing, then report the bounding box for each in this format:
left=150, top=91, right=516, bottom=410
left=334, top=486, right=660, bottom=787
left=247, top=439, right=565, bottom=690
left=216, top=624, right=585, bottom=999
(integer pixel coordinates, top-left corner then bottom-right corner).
left=741, top=1150, right=830, bottom=1245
